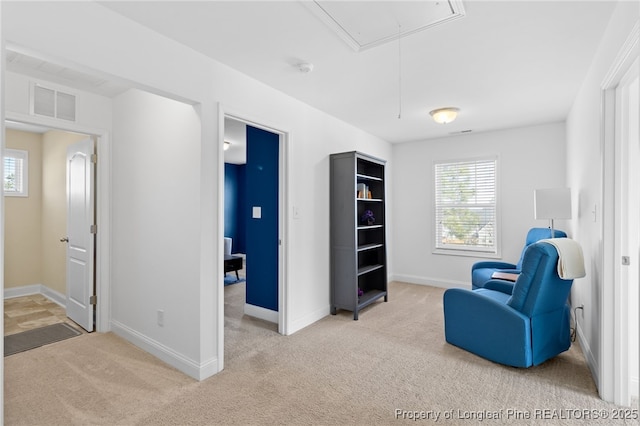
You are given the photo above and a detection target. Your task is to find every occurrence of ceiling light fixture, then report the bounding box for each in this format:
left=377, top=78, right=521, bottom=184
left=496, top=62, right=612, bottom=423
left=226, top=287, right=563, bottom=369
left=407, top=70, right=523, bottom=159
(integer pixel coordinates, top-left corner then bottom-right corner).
left=224, top=141, right=231, bottom=151
left=429, top=107, right=460, bottom=124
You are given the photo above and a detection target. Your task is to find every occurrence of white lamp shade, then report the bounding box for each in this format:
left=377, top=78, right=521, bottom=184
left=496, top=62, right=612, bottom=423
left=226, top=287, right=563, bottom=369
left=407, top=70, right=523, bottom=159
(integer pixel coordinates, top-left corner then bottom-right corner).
left=534, top=188, right=572, bottom=220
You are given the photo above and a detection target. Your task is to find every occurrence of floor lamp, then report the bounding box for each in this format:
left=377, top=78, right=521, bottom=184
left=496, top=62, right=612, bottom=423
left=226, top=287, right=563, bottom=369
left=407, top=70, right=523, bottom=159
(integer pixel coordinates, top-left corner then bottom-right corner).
left=534, top=188, right=572, bottom=237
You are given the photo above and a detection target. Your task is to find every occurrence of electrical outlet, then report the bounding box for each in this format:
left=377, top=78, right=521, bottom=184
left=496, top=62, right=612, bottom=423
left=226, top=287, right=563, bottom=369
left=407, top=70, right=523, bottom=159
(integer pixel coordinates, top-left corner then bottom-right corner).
left=157, top=310, right=164, bottom=327
left=579, top=304, right=584, bottom=318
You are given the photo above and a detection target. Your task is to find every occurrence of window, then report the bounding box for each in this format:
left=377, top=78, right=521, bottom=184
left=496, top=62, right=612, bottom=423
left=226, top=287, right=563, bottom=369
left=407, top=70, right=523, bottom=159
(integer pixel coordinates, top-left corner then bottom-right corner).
left=3, top=149, right=28, bottom=197
left=434, top=157, right=498, bottom=255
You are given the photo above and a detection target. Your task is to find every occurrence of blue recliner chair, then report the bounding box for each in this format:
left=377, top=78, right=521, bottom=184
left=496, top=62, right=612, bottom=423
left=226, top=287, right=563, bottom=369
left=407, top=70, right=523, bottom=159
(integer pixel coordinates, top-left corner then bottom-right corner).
left=444, top=240, right=583, bottom=367
left=471, top=227, right=567, bottom=291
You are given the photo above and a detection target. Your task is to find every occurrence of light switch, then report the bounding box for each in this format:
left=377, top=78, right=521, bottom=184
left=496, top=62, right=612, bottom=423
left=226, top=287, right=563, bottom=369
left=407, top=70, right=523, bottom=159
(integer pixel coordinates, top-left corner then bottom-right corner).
left=252, top=206, right=262, bottom=219
left=293, top=206, right=300, bottom=220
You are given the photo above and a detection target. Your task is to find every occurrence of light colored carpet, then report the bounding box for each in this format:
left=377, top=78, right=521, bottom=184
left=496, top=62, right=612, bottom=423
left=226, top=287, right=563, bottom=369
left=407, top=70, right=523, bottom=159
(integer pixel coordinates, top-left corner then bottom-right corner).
left=5, top=281, right=636, bottom=425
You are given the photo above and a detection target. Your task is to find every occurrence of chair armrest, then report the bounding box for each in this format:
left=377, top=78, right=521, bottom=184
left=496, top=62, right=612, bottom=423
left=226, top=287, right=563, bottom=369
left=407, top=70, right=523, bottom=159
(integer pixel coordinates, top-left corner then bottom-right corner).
left=443, top=288, right=532, bottom=367
left=471, top=261, right=517, bottom=272
left=483, top=279, right=515, bottom=295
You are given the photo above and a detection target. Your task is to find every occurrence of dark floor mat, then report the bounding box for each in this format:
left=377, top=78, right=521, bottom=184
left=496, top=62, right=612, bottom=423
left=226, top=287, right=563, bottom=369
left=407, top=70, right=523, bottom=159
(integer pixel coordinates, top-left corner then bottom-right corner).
left=5, top=322, right=82, bottom=356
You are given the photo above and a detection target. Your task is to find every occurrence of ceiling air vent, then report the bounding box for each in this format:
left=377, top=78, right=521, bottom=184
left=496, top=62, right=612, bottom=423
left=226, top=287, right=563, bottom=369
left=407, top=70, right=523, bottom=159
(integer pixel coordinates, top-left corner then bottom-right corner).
left=31, top=83, right=76, bottom=122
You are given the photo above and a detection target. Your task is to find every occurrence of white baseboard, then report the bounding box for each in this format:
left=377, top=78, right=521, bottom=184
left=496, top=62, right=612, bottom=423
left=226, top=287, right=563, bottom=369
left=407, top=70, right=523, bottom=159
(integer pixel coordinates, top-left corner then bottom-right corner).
left=110, top=320, right=218, bottom=381
left=40, top=286, right=66, bottom=307
left=4, top=284, right=66, bottom=308
left=4, top=284, right=42, bottom=299
left=244, top=303, right=278, bottom=323
left=576, top=321, right=600, bottom=391
left=631, top=376, right=639, bottom=399
left=575, top=309, right=639, bottom=403
left=287, top=304, right=329, bottom=336
left=390, top=274, right=471, bottom=290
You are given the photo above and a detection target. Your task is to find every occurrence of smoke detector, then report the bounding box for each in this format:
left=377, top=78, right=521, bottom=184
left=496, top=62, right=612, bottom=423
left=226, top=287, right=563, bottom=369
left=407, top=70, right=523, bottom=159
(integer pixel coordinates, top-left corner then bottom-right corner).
left=297, top=62, right=314, bottom=73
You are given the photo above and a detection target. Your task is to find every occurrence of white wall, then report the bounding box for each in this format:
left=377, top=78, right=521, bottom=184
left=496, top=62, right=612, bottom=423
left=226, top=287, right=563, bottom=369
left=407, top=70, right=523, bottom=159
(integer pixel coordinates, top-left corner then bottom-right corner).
left=110, top=89, right=203, bottom=365
left=217, top=72, right=395, bottom=332
left=5, top=71, right=112, bottom=130
left=391, top=122, right=567, bottom=287
left=1, top=1, right=392, bottom=379
left=3, top=129, right=42, bottom=289
left=566, top=1, right=639, bottom=401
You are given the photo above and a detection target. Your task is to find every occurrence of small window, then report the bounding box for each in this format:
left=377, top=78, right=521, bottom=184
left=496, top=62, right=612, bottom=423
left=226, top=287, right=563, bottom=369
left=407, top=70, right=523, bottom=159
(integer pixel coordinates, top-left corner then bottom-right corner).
left=434, top=157, right=498, bottom=256
left=3, top=149, right=29, bottom=197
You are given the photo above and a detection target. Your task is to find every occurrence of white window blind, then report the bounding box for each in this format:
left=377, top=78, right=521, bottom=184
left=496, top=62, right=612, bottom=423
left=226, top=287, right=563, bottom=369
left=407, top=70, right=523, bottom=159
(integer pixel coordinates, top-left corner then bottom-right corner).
left=3, top=149, right=28, bottom=197
left=434, top=157, right=497, bottom=254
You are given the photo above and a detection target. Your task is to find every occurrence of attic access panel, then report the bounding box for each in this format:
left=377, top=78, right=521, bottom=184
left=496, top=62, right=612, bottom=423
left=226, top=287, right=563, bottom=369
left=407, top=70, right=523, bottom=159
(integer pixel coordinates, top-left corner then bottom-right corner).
left=306, top=0, right=466, bottom=52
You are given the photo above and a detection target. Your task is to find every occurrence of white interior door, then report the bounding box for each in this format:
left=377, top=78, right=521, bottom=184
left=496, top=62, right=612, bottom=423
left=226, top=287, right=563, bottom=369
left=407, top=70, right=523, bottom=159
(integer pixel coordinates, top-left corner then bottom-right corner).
left=65, top=138, right=96, bottom=332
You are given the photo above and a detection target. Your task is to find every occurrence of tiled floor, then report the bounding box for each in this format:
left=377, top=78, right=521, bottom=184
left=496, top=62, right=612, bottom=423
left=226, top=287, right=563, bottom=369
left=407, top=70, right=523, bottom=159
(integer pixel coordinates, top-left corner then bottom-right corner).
left=4, top=294, right=84, bottom=337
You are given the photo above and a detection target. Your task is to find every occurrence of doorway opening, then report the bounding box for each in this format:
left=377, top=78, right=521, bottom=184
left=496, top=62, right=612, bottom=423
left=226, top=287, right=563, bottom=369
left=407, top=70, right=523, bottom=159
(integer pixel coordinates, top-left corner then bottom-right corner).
left=3, top=118, right=108, bottom=338
left=220, top=112, right=289, bottom=369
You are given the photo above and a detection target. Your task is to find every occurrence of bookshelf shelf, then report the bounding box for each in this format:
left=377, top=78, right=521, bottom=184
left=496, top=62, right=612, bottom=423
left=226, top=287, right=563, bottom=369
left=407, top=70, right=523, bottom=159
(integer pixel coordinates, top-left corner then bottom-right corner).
left=356, top=173, right=383, bottom=182
left=357, top=243, right=383, bottom=252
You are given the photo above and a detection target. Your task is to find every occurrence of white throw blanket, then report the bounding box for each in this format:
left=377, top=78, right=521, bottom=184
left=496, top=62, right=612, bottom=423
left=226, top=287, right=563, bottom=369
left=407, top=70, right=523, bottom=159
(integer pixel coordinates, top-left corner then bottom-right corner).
left=539, top=238, right=586, bottom=280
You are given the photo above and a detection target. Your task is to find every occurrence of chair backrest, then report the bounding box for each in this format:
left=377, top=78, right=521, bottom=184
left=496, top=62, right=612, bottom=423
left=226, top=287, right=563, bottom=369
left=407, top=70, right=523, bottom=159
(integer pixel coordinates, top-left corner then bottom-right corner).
left=515, top=227, right=567, bottom=269
left=508, top=242, right=573, bottom=317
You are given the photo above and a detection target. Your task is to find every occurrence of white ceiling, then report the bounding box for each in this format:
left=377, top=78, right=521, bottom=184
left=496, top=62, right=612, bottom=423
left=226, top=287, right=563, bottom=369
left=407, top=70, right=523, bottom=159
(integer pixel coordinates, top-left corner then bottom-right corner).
left=7, top=1, right=616, bottom=144
left=6, top=50, right=129, bottom=98
left=97, top=0, right=616, bottom=143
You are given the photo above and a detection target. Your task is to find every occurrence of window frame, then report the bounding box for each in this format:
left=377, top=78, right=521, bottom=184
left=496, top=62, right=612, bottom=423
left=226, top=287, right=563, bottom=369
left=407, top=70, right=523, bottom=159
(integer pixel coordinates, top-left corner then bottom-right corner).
left=432, top=155, right=500, bottom=258
left=3, top=148, right=29, bottom=197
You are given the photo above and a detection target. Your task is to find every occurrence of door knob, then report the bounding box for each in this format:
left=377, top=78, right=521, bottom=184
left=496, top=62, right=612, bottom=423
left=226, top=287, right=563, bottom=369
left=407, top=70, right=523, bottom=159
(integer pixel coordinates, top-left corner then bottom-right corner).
left=60, top=237, right=69, bottom=243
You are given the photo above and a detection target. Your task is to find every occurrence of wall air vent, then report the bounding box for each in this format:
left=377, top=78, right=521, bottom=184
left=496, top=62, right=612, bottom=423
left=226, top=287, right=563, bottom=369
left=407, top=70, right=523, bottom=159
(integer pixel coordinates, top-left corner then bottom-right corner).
left=56, top=91, right=76, bottom=121
left=33, top=85, right=55, bottom=118
left=31, top=83, right=77, bottom=122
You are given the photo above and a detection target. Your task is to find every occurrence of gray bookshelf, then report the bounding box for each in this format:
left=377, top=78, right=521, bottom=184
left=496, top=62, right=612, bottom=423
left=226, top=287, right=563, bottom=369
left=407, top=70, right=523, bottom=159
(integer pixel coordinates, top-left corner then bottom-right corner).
left=330, top=151, right=387, bottom=320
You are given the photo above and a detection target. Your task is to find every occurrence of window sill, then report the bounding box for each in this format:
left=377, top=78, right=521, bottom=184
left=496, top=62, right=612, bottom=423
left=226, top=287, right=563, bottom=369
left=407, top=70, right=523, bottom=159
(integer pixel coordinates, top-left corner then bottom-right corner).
left=432, top=248, right=501, bottom=259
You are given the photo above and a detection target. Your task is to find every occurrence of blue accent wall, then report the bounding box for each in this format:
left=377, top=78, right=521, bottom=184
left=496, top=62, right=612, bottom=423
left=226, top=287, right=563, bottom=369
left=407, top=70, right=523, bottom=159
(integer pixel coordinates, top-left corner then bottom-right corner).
left=245, top=126, right=279, bottom=311
left=224, top=163, right=246, bottom=254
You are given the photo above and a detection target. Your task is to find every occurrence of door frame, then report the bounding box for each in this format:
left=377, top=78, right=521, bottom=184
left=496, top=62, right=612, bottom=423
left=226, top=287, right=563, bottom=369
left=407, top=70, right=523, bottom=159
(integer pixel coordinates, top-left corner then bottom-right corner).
left=217, top=104, right=290, bottom=370
left=3, top=111, right=111, bottom=333
left=615, top=57, right=640, bottom=402
left=599, top=20, right=638, bottom=406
